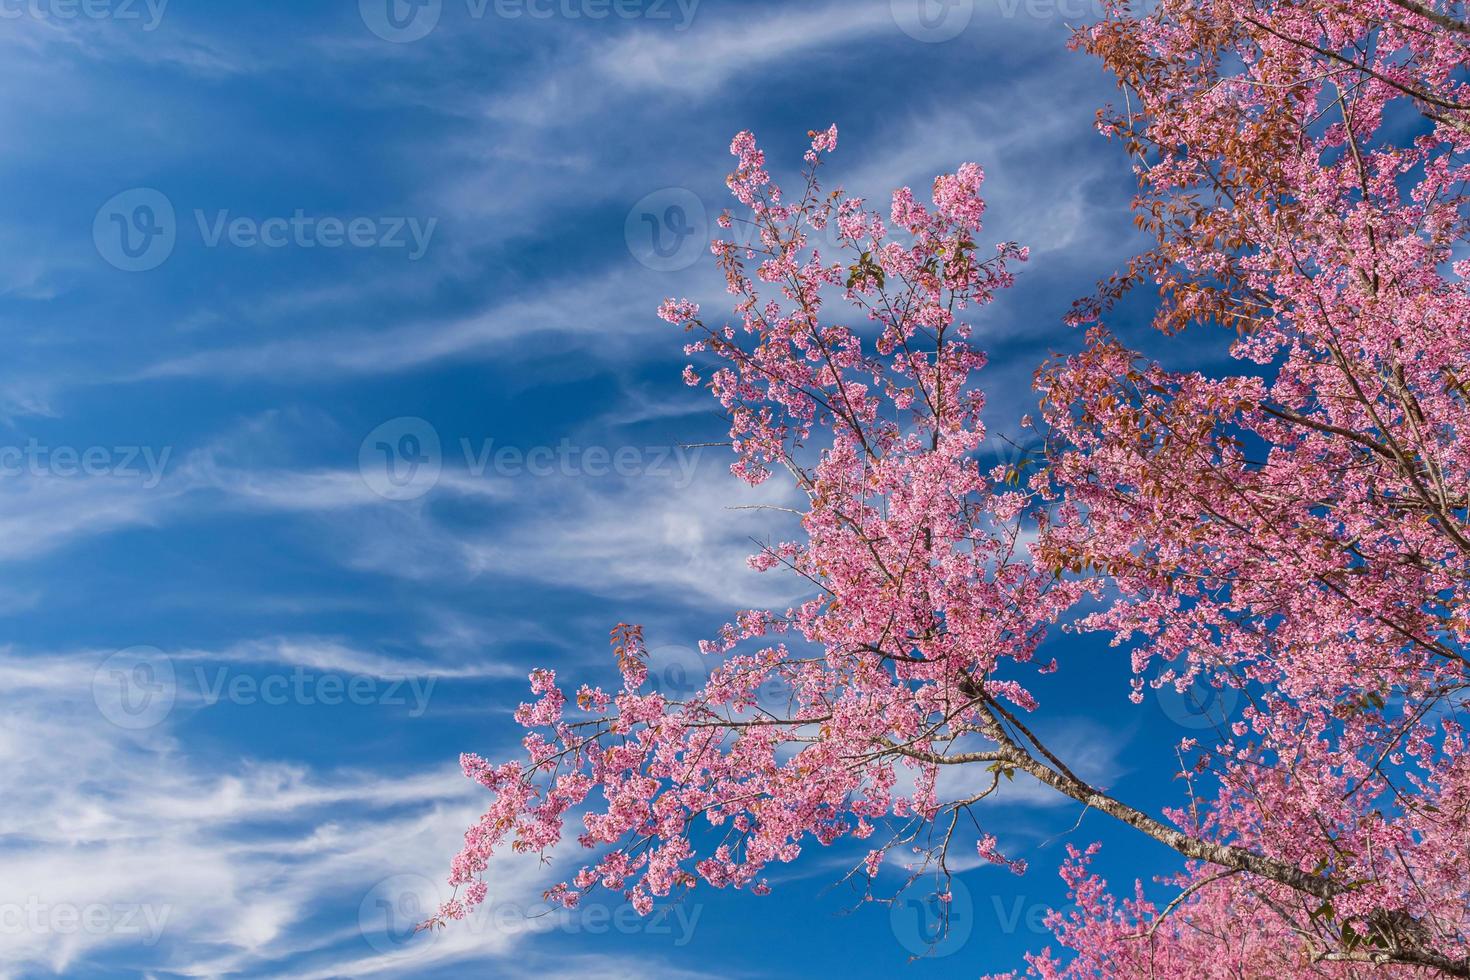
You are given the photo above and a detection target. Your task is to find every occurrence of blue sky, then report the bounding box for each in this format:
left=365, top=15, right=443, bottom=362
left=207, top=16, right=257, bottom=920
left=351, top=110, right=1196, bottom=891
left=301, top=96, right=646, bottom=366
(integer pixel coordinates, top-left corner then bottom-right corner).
left=0, top=1, right=1243, bottom=976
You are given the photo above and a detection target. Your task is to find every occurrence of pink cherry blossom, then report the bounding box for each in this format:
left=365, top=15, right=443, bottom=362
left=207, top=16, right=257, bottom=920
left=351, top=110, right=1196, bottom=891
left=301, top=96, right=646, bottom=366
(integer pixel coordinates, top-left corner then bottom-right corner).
left=430, top=0, right=1470, bottom=969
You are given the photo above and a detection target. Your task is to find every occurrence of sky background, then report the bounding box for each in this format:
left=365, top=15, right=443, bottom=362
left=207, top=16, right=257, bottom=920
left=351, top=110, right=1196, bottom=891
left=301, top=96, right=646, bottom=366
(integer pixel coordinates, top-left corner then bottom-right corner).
left=0, top=1, right=1245, bottom=977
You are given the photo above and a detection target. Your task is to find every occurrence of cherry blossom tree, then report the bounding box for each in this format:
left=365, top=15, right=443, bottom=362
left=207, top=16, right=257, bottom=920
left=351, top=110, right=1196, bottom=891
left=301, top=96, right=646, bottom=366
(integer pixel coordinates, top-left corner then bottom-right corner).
left=438, top=124, right=1085, bottom=929
left=1030, top=0, right=1469, bottom=973
left=431, top=1, right=1470, bottom=973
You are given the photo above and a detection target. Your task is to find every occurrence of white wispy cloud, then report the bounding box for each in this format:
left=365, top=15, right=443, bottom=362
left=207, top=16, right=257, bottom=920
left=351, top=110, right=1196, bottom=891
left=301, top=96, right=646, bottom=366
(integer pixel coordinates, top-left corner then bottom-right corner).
left=0, top=414, right=510, bottom=563
left=0, top=470, right=185, bottom=562
left=339, top=457, right=811, bottom=611
left=136, top=267, right=663, bottom=382
left=587, top=2, right=898, bottom=94
left=0, top=2, right=259, bottom=77
left=0, top=644, right=717, bottom=978
left=0, top=653, right=467, bottom=975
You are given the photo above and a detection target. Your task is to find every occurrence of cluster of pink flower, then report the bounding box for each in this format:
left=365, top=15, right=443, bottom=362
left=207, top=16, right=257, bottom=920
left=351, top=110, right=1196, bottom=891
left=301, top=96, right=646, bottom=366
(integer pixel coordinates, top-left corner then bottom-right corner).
left=436, top=121, right=1079, bottom=946
left=434, top=0, right=1470, bottom=973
